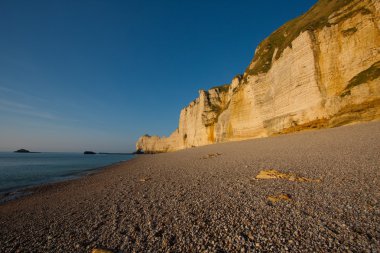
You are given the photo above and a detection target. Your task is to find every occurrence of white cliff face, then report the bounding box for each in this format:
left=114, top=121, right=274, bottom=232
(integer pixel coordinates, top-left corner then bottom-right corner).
left=317, top=0, right=380, bottom=123
left=136, top=0, right=380, bottom=153
left=136, top=83, right=236, bottom=152
left=220, top=31, right=325, bottom=141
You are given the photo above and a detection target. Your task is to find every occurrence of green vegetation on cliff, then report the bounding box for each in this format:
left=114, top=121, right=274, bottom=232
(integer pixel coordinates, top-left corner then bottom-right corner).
left=244, top=0, right=371, bottom=78
left=210, top=84, right=230, bottom=93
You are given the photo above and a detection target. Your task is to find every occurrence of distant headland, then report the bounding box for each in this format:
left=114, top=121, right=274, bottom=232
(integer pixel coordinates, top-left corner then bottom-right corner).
left=14, top=149, right=40, bottom=153
left=84, top=151, right=96, bottom=155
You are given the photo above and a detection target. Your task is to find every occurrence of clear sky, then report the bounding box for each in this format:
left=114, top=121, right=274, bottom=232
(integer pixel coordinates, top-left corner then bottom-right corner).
left=0, top=0, right=317, bottom=152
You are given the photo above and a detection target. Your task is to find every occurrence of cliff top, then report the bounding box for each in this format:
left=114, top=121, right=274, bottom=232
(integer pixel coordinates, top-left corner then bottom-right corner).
left=244, top=0, right=369, bottom=78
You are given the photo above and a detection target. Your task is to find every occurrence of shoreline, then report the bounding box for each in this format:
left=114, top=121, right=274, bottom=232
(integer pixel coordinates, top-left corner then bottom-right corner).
left=1, top=121, right=379, bottom=252
left=0, top=158, right=136, bottom=205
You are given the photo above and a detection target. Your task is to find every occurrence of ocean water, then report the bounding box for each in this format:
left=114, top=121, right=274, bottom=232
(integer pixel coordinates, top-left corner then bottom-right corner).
left=0, top=152, right=134, bottom=196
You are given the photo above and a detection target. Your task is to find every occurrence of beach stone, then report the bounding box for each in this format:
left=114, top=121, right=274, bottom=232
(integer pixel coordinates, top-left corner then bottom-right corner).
left=255, top=169, right=320, bottom=182
left=91, top=249, right=114, bottom=253
left=162, top=238, right=168, bottom=248
left=267, top=194, right=292, bottom=203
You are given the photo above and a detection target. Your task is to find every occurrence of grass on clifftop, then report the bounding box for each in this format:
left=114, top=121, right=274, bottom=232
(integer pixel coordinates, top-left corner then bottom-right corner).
left=244, top=0, right=370, bottom=78
left=210, top=84, right=230, bottom=93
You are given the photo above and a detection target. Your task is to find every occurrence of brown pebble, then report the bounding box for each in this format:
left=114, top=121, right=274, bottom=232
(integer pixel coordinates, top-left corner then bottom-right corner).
left=162, top=238, right=168, bottom=248
left=92, top=249, right=114, bottom=253
left=256, top=169, right=320, bottom=182
left=267, top=193, right=292, bottom=203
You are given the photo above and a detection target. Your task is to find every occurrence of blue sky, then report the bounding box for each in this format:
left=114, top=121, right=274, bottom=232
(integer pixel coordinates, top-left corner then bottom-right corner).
left=0, top=0, right=317, bottom=152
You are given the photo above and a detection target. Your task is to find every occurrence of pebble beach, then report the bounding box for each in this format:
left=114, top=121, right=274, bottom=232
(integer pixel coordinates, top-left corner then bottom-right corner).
left=1, top=121, right=379, bottom=252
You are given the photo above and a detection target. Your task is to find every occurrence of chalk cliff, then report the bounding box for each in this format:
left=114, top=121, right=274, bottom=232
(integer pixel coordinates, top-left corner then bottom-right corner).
left=136, top=0, right=380, bottom=153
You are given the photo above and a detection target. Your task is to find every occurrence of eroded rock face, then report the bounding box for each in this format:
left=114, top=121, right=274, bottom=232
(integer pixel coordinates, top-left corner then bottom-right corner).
left=136, top=0, right=380, bottom=153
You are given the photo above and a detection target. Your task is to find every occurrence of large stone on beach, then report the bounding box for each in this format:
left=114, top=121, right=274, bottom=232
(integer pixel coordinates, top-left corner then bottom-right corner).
left=255, top=169, right=321, bottom=182
left=267, top=194, right=292, bottom=203
left=91, top=249, right=114, bottom=253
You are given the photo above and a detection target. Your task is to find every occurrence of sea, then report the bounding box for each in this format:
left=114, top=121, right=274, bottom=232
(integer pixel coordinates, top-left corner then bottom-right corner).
left=0, top=152, right=134, bottom=201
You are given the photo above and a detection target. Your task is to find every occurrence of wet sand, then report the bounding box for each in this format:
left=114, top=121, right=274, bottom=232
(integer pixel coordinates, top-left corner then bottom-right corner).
left=1, top=122, right=379, bottom=252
